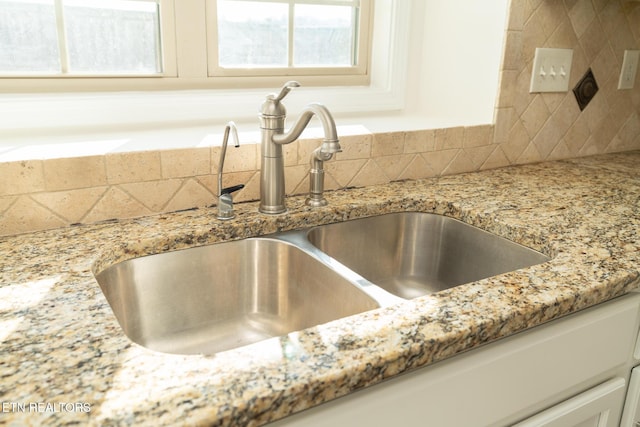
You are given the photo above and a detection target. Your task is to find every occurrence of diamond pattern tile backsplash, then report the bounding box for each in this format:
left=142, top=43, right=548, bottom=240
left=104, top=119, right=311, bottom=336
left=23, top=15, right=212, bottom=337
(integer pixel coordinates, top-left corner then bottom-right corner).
left=1, top=0, right=639, bottom=236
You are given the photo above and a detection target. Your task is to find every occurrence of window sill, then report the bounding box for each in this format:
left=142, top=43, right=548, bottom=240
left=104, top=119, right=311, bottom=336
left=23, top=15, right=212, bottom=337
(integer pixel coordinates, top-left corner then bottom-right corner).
left=0, top=108, right=474, bottom=163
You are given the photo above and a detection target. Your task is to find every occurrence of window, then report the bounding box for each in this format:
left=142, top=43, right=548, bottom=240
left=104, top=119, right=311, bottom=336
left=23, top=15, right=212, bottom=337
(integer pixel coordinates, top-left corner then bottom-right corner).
left=0, top=0, right=165, bottom=76
left=209, top=0, right=370, bottom=83
left=1, top=0, right=406, bottom=136
left=0, top=0, right=371, bottom=90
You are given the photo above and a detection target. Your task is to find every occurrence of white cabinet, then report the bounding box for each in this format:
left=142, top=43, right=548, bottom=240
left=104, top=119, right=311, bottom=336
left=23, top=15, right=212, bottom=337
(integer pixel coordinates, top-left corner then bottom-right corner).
left=621, top=366, right=640, bottom=426
left=270, top=293, right=640, bottom=427
left=514, top=378, right=627, bottom=427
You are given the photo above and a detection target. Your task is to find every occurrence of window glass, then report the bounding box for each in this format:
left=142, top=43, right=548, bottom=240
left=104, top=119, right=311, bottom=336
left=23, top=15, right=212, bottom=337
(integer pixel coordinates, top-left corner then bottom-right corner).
left=64, top=0, right=162, bottom=74
left=214, top=0, right=363, bottom=72
left=0, top=0, right=60, bottom=73
left=0, top=0, right=162, bottom=75
left=293, top=4, right=354, bottom=67
left=217, top=0, right=288, bottom=68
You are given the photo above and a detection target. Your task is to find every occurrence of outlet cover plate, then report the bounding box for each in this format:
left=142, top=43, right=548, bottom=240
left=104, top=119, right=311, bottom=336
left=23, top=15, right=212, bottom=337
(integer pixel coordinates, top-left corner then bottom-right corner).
left=530, top=48, right=574, bottom=93
left=618, top=50, right=639, bottom=90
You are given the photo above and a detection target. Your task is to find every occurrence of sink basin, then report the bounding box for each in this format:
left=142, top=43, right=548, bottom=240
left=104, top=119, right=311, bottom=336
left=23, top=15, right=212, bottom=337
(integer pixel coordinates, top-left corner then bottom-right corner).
left=307, top=212, right=550, bottom=299
left=95, top=238, right=379, bottom=355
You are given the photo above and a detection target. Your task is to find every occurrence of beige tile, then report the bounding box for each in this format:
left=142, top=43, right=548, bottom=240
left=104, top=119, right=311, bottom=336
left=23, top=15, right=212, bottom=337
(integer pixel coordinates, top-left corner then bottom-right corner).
left=335, top=134, right=372, bottom=160
left=579, top=136, right=600, bottom=156
left=421, top=149, right=458, bottom=176
left=372, top=132, right=404, bottom=157
left=0, top=196, right=66, bottom=236
left=297, top=138, right=321, bottom=165
left=481, top=146, right=511, bottom=171
left=195, top=174, right=217, bottom=196
left=83, top=187, right=152, bottom=223
left=589, top=113, right=619, bottom=153
left=522, top=8, right=547, bottom=61
left=43, top=156, right=107, bottom=191
left=616, top=113, right=640, bottom=149
left=564, top=114, right=591, bottom=154
left=397, top=155, right=435, bottom=181
left=520, top=95, right=550, bottom=138
left=325, top=159, right=367, bottom=187
left=463, top=125, right=494, bottom=148
left=547, top=16, right=579, bottom=48
left=374, top=154, right=415, bottom=182
left=547, top=140, right=573, bottom=160
left=349, top=160, right=389, bottom=187
left=507, top=0, right=527, bottom=30
left=540, top=92, right=566, bottom=115
left=213, top=143, right=257, bottom=173
left=161, top=148, right=210, bottom=179
left=579, top=18, right=607, bottom=62
left=120, top=179, right=183, bottom=212
left=284, top=165, right=309, bottom=194
left=321, top=171, right=340, bottom=192
left=404, top=130, right=435, bottom=153
left=442, top=151, right=476, bottom=176
left=568, top=0, right=595, bottom=38
left=502, top=31, right=523, bottom=71
left=493, top=108, right=517, bottom=144
left=163, top=179, right=215, bottom=213
left=230, top=171, right=260, bottom=203
left=282, top=141, right=298, bottom=167
left=497, top=70, right=519, bottom=107
left=0, top=161, right=45, bottom=196
left=0, top=196, right=16, bottom=214
left=434, top=127, right=464, bottom=151
left=513, top=68, right=535, bottom=117
left=516, top=141, right=543, bottom=164
left=502, top=118, right=531, bottom=164
left=106, top=151, right=162, bottom=184
left=536, top=0, right=565, bottom=38
left=464, top=145, right=495, bottom=170
left=591, top=45, right=619, bottom=87
left=32, top=187, right=107, bottom=223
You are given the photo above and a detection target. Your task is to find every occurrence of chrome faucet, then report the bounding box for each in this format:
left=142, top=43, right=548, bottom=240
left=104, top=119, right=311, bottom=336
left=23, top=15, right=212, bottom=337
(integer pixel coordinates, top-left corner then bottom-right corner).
left=259, top=81, right=341, bottom=214
left=217, top=122, right=244, bottom=220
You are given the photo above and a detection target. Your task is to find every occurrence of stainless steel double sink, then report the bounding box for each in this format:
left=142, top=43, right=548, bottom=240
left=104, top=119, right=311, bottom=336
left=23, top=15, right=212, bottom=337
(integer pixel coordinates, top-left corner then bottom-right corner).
left=94, top=212, right=550, bottom=355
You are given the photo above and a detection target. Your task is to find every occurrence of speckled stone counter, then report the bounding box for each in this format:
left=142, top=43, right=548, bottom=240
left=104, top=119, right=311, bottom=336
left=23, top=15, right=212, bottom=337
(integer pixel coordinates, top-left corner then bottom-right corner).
left=1, top=152, right=639, bottom=426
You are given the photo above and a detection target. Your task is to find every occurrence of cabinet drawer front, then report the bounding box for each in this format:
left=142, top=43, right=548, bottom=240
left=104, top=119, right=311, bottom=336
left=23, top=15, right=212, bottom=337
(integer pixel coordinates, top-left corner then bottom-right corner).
left=514, top=378, right=626, bottom=427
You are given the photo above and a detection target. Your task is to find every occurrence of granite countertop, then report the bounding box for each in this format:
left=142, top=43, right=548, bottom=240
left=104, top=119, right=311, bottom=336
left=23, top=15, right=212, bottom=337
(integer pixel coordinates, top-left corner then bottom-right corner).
left=1, top=152, right=639, bottom=426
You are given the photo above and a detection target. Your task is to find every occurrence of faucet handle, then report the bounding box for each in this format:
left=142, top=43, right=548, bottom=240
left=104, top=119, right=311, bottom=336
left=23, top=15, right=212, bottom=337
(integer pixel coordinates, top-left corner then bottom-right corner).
left=270, top=81, right=300, bottom=103
left=220, top=184, right=245, bottom=195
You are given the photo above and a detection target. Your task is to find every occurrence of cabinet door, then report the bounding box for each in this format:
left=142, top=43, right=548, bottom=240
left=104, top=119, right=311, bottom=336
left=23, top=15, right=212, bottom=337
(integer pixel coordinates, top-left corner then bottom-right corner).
left=620, top=366, right=640, bottom=427
left=513, top=378, right=626, bottom=427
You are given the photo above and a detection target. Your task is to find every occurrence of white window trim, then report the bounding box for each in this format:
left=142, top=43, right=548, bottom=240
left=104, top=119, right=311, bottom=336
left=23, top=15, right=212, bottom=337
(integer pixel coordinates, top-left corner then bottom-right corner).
left=206, top=0, right=373, bottom=86
left=0, top=0, right=410, bottom=138
left=0, top=0, right=177, bottom=80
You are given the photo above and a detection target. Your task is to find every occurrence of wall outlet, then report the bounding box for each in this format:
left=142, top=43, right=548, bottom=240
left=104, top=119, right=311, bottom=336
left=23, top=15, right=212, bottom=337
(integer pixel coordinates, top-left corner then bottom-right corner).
left=618, top=50, right=639, bottom=90
left=529, top=48, right=574, bottom=93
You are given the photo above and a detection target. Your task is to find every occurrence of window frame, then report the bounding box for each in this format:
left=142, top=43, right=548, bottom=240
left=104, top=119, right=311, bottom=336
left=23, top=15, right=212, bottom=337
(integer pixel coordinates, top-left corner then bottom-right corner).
left=205, top=0, right=373, bottom=87
left=0, top=0, right=410, bottom=137
left=0, top=0, right=177, bottom=80
left=0, top=0, right=373, bottom=92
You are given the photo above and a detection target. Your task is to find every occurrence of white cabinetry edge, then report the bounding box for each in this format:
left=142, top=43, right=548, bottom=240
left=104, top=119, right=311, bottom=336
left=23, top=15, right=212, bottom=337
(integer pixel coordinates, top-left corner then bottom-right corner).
left=270, top=293, right=640, bottom=427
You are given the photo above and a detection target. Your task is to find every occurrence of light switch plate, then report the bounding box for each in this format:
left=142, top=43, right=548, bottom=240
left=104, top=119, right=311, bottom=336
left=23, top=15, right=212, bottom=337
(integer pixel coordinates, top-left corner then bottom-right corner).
left=529, top=48, right=574, bottom=93
left=618, top=50, right=639, bottom=90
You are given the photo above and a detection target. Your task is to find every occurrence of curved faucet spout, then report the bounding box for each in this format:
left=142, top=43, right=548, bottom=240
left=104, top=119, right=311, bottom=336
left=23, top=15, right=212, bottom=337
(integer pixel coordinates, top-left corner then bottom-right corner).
left=271, top=103, right=341, bottom=154
left=258, top=83, right=341, bottom=214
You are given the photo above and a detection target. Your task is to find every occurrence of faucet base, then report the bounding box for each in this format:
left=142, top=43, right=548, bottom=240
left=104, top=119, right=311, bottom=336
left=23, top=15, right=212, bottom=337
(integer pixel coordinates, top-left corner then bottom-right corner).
left=259, top=205, right=288, bottom=215
left=305, top=196, right=328, bottom=208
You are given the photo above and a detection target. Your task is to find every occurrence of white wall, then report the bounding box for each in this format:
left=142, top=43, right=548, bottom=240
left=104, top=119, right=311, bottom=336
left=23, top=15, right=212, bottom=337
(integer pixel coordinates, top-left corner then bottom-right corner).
left=406, top=0, right=509, bottom=127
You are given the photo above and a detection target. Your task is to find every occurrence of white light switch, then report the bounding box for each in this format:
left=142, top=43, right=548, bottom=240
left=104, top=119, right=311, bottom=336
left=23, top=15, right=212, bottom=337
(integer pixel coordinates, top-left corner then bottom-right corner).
left=529, top=48, right=574, bottom=93
left=618, top=50, right=639, bottom=90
